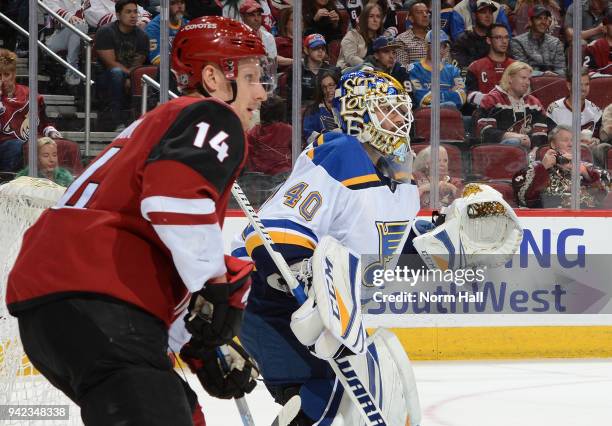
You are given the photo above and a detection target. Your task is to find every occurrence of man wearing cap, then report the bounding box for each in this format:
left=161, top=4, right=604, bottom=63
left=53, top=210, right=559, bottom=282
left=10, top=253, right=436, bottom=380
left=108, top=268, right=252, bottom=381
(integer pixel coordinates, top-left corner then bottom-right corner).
left=451, top=0, right=496, bottom=69
left=585, top=10, right=612, bottom=74
left=364, top=35, right=410, bottom=88
left=564, top=0, right=612, bottom=43
left=301, top=33, right=335, bottom=101
left=240, top=0, right=291, bottom=67
left=511, top=5, right=566, bottom=77
left=450, top=0, right=511, bottom=41
left=407, top=30, right=466, bottom=108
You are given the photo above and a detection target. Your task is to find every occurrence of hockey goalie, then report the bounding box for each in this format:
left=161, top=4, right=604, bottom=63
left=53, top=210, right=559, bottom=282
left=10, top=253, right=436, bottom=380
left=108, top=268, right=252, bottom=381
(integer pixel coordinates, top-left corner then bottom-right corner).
left=231, top=67, right=523, bottom=425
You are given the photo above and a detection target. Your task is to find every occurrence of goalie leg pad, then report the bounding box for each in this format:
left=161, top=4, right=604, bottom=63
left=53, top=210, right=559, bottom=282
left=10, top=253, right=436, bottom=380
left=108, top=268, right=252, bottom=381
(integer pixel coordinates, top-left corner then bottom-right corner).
left=299, top=328, right=422, bottom=426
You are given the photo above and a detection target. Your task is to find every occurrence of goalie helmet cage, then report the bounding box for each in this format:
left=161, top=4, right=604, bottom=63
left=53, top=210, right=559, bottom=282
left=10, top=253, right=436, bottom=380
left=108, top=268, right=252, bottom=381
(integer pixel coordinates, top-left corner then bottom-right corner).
left=0, top=177, right=82, bottom=425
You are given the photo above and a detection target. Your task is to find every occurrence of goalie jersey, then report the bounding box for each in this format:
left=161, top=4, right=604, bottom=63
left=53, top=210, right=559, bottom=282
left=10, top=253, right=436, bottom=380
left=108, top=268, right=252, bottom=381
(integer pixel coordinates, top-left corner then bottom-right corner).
left=231, top=131, right=420, bottom=298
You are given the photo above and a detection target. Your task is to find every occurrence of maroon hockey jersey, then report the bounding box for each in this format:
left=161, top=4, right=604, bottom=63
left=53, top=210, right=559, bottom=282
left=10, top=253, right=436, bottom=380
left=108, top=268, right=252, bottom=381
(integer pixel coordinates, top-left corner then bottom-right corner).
left=7, top=96, right=247, bottom=326
left=0, top=84, right=58, bottom=143
left=466, top=56, right=514, bottom=104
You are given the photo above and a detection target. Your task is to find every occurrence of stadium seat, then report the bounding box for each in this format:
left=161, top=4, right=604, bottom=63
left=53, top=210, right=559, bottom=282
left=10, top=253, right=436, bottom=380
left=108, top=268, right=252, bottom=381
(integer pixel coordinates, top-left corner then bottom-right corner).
left=327, top=40, right=341, bottom=66
left=412, top=142, right=464, bottom=177
left=396, top=10, right=409, bottom=32
left=480, top=181, right=517, bottom=207
left=536, top=145, right=593, bottom=164
left=607, top=147, right=612, bottom=171
left=470, top=144, right=528, bottom=180
left=277, top=71, right=289, bottom=99
left=587, top=77, right=612, bottom=110
left=412, top=107, right=465, bottom=142
left=130, top=65, right=159, bottom=116
left=530, top=75, right=568, bottom=109
left=338, top=10, right=350, bottom=36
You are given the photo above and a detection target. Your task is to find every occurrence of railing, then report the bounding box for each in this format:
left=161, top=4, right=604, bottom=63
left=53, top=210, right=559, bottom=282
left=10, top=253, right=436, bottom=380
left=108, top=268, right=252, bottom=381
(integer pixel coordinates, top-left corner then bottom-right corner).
left=141, top=74, right=178, bottom=116
left=0, top=2, right=95, bottom=155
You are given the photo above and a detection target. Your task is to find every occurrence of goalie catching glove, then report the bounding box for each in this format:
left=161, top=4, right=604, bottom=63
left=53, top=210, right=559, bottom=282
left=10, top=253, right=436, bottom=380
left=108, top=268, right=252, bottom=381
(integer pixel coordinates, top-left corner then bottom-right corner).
left=413, top=183, right=523, bottom=270
left=180, top=339, right=259, bottom=399
left=185, top=255, right=253, bottom=349
left=289, top=236, right=367, bottom=360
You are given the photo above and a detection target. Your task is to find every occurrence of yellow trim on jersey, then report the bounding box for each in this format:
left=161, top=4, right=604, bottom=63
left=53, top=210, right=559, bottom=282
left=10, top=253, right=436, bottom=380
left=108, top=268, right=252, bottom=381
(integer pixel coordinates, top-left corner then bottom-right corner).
left=306, top=149, right=314, bottom=160
left=316, top=134, right=325, bottom=146
left=245, top=231, right=317, bottom=256
left=341, top=174, right=380, bottom=187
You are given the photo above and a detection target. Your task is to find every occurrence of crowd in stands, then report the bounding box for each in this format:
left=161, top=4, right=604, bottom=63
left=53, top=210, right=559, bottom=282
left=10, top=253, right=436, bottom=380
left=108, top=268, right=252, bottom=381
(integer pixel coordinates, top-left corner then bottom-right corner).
left=2, top=0, right=612, bottom=208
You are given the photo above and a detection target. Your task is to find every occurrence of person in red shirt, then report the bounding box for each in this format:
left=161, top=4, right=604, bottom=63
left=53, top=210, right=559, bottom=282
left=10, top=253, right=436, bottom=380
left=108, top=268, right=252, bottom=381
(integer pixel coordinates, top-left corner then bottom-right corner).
left=0, top=49, right=62, bottom=172
left=465, top=23, right=514, bottom=108
left=585, top=11, right=612, bottom=74
left=7, top=16, right=271, bottom=426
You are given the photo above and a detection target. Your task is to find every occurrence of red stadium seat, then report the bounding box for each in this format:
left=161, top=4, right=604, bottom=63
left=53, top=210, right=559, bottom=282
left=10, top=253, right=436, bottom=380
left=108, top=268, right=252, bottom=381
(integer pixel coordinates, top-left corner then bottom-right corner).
left=607, top=147, right=612, bottom=171
left=277, top=71, right=289, bottom=99
left=471, top=144, right=528, bottom=180
left=327, top=40, right=341, bottom=66
left=587, top=77, right=612, bottom=110
left=412, top=107, right=465, bottom=142
left=529, top=76, right=568, bottom=109
left=482, top=181, right=517, bottom=207
left=396, top=10, right=409, bottom=32
left=338, top=10, right=350, bottom=37
left=535, top=145, right=593, bottom=164
left=130, top=66, right=159, bottom=97
left=412, top=142, right=464, bottom=177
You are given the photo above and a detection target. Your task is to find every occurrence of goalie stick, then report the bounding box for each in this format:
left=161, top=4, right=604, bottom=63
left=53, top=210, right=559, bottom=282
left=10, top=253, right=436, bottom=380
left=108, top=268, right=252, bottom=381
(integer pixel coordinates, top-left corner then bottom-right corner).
left=270, top=395, right=301, bottom=426
left=231, top=183, right=391, bottom=426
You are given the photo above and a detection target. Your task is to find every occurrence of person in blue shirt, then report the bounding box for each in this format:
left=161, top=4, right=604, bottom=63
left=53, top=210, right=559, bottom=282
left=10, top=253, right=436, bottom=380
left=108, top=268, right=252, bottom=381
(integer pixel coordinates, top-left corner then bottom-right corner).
left=450, top=0, right=512, bottom=41
left=144, top=0, right=189, bottom=65
left=302, top=69, right=340, bottom=142
left=407, top=30, right=466, bottom=108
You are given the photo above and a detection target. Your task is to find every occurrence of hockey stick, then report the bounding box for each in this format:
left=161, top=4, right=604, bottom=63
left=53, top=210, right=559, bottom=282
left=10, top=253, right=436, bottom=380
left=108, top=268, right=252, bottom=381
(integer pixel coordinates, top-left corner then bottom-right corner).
left=270, top=395, right=301, bottom=426
left=231, top=183, right=390, bottom=426
left=215, top=345, right=255, bottom=426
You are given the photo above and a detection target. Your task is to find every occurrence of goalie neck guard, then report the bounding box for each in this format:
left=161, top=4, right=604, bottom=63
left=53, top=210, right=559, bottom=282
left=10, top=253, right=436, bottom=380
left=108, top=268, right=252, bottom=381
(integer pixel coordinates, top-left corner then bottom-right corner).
left=331, top=68, right=414, bottom=183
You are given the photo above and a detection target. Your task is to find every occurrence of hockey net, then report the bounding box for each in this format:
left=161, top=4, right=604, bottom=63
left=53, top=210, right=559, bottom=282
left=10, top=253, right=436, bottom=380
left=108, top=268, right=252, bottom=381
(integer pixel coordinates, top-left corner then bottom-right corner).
left=0, top=177, right=82, bottom=425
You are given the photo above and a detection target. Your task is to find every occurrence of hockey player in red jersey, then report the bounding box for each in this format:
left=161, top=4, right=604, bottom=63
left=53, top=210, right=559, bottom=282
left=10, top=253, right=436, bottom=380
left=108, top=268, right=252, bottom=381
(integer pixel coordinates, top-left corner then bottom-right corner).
left=7, top=16, right=271, bottom=426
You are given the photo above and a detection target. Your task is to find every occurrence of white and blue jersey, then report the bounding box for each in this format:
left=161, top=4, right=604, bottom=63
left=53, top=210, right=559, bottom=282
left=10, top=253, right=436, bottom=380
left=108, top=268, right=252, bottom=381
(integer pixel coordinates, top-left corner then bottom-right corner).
left=232, top=131, right=420, bottom=421
left=144, top=15, right=188, bottom=65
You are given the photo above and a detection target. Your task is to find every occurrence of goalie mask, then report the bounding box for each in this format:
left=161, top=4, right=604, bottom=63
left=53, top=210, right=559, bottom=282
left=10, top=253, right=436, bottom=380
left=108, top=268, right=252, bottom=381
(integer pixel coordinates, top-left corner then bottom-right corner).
left=332, top=68, right=414, bottom=183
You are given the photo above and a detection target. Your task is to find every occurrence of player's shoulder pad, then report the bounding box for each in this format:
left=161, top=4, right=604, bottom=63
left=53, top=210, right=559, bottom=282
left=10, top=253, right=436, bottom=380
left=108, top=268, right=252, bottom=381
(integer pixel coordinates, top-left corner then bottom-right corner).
left=147, top=99, right=245, bottom=196
left=305, top=132, right=384, bottom=190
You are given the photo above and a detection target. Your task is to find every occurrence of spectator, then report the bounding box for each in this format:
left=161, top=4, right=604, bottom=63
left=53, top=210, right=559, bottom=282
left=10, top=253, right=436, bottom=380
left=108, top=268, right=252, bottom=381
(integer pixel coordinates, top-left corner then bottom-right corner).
left=600, top=103, right=612, bottom=142
left=184, top=0, right=222, bottom=19
left=364, top=36, right=411, bottom=89
left=546, top=68, right=602, bottom=134
left=0, top=49, right=62, bottom=173
left=513, top=0, right=563, bottom=38
left=396, top=2, right=432, bottom=67
left=85, top=0, right=152, bottom=29
left=451, top=0, right=497, bottom=69
left=564, top=0, right=611, bottom=43
left=337, top=0, right=362, bottom=30
left=16, top=137, right=74, bottom=187
left=94, top=0, right=149, bottom=131
left=240, top=0, right=291, bottom=67
left=477, top=61, right=551, bottom=147
left=44, top=0, right=88, bottom=86
left=585, top=10, right=612, bottom=74
left=336, top=2, right=385, bottom=68
left=365, top=0, right=402, bottom=33
left=466, top=23, right=514, bottom=107
left=275, top=7, right=293, bottom=60
left=303, top=0, right=344, bottom=43
left=225, top=0, right=276, bottom=33
left=246, top=95, right=292, bottom=175
left=510, top=5, right=566, bottom=76
left=512, top=124, right=609, bottom=207
left=299, top=34, right=336, bottom=103
left=450, top=0, right=512, bottom=41
left=144, top=0, right=188, bottom=65
left=413, top=145, right=464, bottom=207
left=303, top=69, right=340, bottom=141
left=407, top=30, right=466, bottom=108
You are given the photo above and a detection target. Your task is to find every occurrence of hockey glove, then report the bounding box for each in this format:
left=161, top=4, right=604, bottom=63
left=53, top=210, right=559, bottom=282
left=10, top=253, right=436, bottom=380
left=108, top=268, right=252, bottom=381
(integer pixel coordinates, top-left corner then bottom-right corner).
left=185, top=255, right=253, bottom=349
left=180, top=339, right=259, bottom=400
